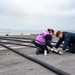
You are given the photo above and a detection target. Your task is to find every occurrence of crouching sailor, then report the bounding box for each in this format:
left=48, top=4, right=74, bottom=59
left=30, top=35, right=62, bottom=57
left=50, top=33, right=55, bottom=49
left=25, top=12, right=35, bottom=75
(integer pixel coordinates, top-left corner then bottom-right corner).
left=33, top=29, right=55, bottom=55
left=55, top=31, right=75, bottom=54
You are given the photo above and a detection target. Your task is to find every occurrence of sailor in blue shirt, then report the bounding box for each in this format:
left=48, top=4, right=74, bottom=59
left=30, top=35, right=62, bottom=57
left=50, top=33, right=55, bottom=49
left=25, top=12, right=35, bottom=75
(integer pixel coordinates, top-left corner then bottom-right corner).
left=55, top=31, right=75, bottom=53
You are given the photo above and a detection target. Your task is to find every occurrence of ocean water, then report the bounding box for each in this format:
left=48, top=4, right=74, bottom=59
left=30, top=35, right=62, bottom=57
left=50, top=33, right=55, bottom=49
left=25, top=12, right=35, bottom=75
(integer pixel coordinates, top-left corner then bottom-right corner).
left=0, top=29, right=43, bottom=35
left=0, top=29, right=75, bottom=35
left=11, top=30, right=43, bottom=35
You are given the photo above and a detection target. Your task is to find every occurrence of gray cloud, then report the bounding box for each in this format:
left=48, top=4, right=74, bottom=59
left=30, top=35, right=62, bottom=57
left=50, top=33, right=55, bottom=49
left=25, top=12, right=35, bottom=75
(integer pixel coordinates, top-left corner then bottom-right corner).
left=0, top=0, right=75, bottom=30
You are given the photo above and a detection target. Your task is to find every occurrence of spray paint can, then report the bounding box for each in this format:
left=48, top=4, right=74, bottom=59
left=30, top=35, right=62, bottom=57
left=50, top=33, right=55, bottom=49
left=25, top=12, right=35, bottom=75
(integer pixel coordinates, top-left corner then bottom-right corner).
left=44, top=50, right=47, bottom=56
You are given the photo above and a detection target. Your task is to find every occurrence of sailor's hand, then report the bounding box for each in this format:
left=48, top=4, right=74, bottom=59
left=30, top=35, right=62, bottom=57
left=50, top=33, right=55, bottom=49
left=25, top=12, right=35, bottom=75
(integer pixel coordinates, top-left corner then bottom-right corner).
left=52, top=47, right=56, bottom=50
left=51, top=47, right=56, bottom=51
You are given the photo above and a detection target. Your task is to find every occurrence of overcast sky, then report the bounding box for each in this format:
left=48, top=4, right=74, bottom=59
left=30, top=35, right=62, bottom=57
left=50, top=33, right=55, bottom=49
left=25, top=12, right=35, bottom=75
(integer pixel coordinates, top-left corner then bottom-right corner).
left=0, top=0, right=75, bottom=30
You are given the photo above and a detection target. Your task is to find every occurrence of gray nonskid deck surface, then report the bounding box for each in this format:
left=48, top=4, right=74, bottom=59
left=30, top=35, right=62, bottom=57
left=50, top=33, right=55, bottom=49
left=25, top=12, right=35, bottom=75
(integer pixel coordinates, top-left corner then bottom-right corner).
left=0, top=35, right=75, bottom=75
left=15, top=46, right=75, bottom=75
left=0, top=46, right=75, bottom=75
left=0, top=47, right=56, bottom=75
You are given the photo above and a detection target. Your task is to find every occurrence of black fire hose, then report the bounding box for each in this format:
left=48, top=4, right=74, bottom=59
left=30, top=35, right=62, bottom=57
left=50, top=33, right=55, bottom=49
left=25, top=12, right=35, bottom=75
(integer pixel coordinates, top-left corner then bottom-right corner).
left=0, top=36, right=64, bottom=45
left=0, top=41, right=36, bottom=48
left=0, top=43, right=70, bottom=75
left=0, top=39, right=63, bottom=48
left=0, top=37, right=58, bottom=44
left=0, top=36, right=34, bottom=40
left=0, top=36, right=64, bottom=44
left=0, top=38, right=32, bottom=43
left=0, top=41, right=63, bottom=49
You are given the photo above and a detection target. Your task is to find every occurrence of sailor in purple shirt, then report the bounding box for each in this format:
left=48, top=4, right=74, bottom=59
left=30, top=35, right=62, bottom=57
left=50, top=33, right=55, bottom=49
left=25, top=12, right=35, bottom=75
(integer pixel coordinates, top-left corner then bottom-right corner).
left=34, top=29, right=55, bottom=55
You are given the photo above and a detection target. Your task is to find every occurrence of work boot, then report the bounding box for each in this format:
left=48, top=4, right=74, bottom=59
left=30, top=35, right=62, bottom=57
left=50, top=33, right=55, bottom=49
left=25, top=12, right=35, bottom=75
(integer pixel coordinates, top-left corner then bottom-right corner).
left=65, top=50, right=70, bottom=52
left=47, top=50, right=50, bottom=53
left=36, top=47, right=40, bottom=55
left=36, top=47, right=44, bottom=55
